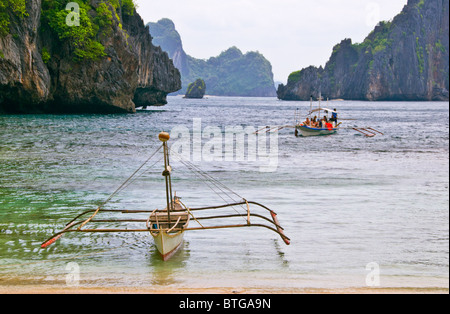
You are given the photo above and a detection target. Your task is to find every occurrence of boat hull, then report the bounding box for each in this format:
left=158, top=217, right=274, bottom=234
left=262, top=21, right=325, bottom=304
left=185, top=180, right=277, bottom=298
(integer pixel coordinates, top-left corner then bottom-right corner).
left=297, top=125, right=337, bottom=137
left=152, top=230, right=185, bottom=261
left=148, top=201, right=190, bottom=261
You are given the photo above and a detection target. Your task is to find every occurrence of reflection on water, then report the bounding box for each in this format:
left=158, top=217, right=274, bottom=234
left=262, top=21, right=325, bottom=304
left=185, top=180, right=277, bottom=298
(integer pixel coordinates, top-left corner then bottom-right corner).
left=272, top=239, right=289, bottom=268
left=148, top=241, right=191, bottom=286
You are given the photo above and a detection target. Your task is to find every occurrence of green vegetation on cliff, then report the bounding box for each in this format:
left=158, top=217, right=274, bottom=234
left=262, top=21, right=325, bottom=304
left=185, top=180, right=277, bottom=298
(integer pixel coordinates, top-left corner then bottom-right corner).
left=353, top=21, right=393, bottom=54
left=185, top=78, right=206, bottom=99
left=0, top=0, right=27, bottom=36
left=40, top=0, right=136, bottom=61
left=287, top=70, right=304, bottom=84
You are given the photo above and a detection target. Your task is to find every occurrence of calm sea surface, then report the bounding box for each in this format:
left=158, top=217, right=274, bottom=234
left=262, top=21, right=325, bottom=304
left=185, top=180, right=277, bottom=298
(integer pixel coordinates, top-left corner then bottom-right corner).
left=0, top=97, right=448, bottom=290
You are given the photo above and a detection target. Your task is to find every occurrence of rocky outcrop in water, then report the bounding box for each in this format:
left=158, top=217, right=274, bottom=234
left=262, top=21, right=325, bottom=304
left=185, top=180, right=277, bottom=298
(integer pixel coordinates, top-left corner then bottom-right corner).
left=148, top=18, right=277, bottom=97
left=184, top=79, right=206, bottom=99
left=277, top=0, right=449, bottom=101
left=0, top=0, right=181, bottom=113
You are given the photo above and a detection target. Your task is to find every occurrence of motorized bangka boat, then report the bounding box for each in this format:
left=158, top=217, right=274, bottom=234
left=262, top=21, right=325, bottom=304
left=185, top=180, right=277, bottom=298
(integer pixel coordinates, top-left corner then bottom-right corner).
left=255, top=96, right=383, bottom=138
left=41, top=132, right=290, bottom=261
left=295, top=107, right=339, bottom=137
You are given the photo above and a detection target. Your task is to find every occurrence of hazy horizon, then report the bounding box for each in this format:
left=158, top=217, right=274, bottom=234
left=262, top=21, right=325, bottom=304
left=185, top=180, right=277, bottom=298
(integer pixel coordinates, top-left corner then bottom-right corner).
left=135, top=0, right=408, bottom=82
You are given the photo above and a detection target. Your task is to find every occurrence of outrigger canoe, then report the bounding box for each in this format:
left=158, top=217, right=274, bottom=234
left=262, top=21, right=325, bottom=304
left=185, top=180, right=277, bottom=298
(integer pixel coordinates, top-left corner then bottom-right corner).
left=41, top=132, right=290, bottom=261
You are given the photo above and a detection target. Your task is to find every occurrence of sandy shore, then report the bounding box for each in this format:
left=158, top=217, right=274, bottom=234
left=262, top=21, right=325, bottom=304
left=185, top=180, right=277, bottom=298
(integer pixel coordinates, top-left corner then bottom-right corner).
left=1, top=285, right=448, bottom=294
left=1, top=274, right=447, bottom=294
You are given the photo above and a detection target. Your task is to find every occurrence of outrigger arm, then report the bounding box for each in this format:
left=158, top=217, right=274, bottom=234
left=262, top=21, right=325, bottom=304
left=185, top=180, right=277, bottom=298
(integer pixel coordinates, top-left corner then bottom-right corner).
left=41, top=200, right=290, bottom=248
left=187, top=200, right=291, bottom=245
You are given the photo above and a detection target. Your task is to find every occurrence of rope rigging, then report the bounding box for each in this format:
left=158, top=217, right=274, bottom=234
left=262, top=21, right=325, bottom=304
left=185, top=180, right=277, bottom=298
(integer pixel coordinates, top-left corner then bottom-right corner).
left=77, top=140, right=252, bottom=230
left=78, top=144, right=163, bottom=230
left=169, top=148, right=251, bottom=222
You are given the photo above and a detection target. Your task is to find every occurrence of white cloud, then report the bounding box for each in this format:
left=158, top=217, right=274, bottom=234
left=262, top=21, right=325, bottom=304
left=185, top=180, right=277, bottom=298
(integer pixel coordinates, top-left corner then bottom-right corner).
left=135, top=0, right=407, bottom=81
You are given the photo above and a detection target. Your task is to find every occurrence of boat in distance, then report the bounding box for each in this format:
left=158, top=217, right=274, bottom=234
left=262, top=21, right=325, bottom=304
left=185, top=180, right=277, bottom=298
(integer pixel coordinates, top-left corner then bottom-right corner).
left=295, top=107, right=339, bottom=137
left=255, top=96, right=383, bottom=138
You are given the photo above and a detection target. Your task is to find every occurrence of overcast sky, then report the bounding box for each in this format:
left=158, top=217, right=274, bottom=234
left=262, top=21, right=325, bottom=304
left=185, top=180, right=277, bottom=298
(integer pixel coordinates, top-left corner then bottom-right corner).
left=134, top=0, right=408, bottom=82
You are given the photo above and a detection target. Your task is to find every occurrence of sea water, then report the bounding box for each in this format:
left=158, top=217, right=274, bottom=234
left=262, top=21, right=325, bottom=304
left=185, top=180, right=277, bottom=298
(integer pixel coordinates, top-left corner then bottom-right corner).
left=0, top=97, right=448, bottom=291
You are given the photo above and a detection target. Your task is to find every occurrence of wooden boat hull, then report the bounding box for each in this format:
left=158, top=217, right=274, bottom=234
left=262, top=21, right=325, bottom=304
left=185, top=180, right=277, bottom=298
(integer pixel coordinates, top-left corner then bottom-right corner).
left=297, top=125, right=337, bottom=137
left=148, top=202, right=190, bottom=261
left=152, top=230, right=185, bottom=261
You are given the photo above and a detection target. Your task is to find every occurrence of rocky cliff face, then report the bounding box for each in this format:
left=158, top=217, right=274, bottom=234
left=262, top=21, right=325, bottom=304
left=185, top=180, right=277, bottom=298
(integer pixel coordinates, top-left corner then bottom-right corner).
left=0, top=0, right=50, bottom=112
left=278, top=0, right=449, bottom=101
left=123, top=13, right=181, bottom=108
left=146, top=18, right=189, bottom=78
left=0, top=0, right=181, bottom=113
left=148, top=18, right=277, bottom=97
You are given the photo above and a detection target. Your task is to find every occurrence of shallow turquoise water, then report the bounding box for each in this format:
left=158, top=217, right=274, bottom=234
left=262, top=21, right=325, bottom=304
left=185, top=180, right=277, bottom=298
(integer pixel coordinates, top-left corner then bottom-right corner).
left=0, top=97, right=448, bottom=290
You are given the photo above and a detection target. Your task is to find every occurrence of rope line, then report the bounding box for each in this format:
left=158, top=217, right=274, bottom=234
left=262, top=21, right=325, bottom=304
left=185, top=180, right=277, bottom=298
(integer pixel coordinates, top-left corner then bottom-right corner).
left=170, top=149, right=249, bottom=222
left=78, top=145, right=163, bottom=230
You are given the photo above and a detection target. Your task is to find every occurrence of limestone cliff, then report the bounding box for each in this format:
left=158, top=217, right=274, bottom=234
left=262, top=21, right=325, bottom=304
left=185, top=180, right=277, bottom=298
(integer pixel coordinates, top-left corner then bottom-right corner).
left=277, top=0, right=449, bottom=101
left=0, top=0, right=50, bottom=112
left=0, top=0, right=181, bottom=113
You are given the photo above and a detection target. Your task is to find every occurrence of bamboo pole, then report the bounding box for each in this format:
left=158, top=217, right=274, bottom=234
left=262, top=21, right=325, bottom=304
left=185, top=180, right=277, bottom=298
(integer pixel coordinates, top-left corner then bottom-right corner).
left=367, top=127, right=384, bottom=135
left=42, top=223, right=290, bottom=244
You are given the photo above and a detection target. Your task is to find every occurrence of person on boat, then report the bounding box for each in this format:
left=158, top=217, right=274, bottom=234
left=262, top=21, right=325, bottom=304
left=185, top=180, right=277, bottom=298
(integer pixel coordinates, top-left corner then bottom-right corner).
left=304, top=117, right=311, bottom=126
left=330, top=108, right=338, bottom=126
left=319, top=116, right=327, bottom=128
left=312, top=116, right=318, bottom=128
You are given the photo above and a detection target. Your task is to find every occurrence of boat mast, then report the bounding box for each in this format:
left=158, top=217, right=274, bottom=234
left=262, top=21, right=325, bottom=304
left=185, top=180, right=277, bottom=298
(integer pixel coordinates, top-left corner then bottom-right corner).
left=159, top=132, right=173, bottom=224
left=318, top=91, right=322, bottom=120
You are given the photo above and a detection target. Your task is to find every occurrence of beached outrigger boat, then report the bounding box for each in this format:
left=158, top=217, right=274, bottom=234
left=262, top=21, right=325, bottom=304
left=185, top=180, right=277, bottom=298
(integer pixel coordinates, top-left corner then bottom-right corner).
left=41, top=132, right=290, bottom=261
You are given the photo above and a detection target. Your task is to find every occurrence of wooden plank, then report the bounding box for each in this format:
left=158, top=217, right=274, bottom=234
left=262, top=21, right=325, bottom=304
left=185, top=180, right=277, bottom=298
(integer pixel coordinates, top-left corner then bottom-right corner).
left=149, top=213, right=189, bottom=223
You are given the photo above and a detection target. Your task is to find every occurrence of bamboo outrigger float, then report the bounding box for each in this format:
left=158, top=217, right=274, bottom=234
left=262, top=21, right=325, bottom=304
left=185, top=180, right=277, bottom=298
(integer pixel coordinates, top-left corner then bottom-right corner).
left=41, top=132, right=290, bottom=261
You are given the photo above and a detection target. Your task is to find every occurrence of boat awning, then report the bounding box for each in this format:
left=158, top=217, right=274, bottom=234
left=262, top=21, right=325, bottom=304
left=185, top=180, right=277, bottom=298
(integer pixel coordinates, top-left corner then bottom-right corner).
left=308, top=108, right=337, bottom=115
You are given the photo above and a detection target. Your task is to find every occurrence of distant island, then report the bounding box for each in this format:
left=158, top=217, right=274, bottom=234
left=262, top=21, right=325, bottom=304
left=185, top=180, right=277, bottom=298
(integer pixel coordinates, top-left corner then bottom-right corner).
left=147, top=18, right=277, bottom=97
left=277, top=0, right=449, bottom=101
left=0, top=0, right=181, bottom=113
